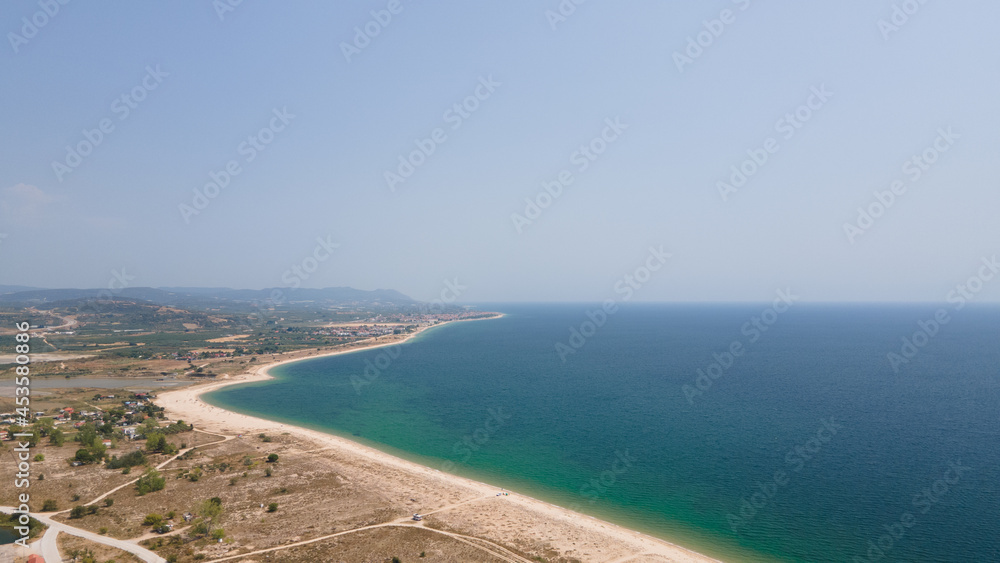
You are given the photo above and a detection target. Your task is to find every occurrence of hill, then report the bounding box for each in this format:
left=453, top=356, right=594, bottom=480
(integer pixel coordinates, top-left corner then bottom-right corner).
left=0, top=286, right=415, bottom=309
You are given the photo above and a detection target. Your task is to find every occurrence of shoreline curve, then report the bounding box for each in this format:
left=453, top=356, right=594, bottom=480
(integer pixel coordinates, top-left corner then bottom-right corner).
left=157, top=315, right=724, bottom=563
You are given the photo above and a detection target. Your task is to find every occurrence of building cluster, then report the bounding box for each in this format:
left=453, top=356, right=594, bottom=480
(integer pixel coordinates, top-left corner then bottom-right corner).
left=310, top=323, right=407, bottom=338
left=0, top=392, right=160, bottom=442
left=170, top=350, right=231, bottom=361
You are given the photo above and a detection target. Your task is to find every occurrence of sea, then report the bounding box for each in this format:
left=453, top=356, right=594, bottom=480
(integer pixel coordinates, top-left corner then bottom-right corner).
left=204, top=304, right=1000, bottom=562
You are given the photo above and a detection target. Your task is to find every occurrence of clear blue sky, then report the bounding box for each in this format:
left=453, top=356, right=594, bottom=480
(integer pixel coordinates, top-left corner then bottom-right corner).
left=2, top=1, right=999, bottom=302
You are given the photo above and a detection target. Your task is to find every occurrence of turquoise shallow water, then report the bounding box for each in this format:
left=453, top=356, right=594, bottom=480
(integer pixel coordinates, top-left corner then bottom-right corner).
left=205, top=304, right=1000, bottom=562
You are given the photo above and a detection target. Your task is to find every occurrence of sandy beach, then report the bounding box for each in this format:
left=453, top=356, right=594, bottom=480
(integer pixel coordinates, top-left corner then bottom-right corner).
left=157, top=319, right=723, bottom=563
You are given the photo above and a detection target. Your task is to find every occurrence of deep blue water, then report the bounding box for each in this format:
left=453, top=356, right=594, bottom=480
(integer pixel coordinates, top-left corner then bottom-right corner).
left=0, top=528, right=15, bottom=545
left=206, top=304, right=1000, bottom=562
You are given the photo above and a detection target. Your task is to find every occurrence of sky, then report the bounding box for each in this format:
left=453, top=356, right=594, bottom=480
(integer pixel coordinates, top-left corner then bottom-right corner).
left=2, top=1, right=999, bottom=303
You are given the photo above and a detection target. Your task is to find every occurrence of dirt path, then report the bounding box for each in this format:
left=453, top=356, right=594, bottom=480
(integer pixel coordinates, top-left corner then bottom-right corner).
left=205, top=514, right=536, bottom=563
left=3, top=429, right=231, bottom=562
left=90, top=429, right=232, bottom=508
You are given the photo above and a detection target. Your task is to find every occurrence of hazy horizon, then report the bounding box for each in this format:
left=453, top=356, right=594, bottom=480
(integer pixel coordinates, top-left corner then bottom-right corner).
left=7, top=283, right=1000, bottom=306
left=3, top=2, right=999, bottom=303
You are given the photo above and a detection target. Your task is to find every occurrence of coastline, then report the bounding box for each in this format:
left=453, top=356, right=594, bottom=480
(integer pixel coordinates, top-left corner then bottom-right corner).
left=157, top=316, right=724, bottom=562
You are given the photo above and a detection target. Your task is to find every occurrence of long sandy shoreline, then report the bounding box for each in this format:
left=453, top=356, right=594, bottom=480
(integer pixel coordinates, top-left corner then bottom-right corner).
left=157, top=317, right=723, bottom=562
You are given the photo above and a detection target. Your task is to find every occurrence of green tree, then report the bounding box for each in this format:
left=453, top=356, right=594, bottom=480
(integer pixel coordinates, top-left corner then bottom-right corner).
left=33, top=417, right=54, bottom=437
left=139, top=416, right=160, bottom=437
left=136, top=468, right=166, bottom=496
left=77, top=423, right=99, bottom=448
left=41, top=499, right=58, bottom=512
left=196, top=497, right=223, bottom=537
left=145, top=433, right=167, bottom=452
left=145, top=432, right=178, bottom=455
left=70, top=505, right=86, bottom=519
left=203, top=497, right=222, bottom=514
left=0, top=513, right=43, bottom=539
left=13, top=426, right=43, bottom=447
left=106, top=449, right=147, bottom=469
left=74, top=449, right=96, bottom=464
left=266, top=453, right=278, bottom=463
left=49, top=427, right=65, bottom=447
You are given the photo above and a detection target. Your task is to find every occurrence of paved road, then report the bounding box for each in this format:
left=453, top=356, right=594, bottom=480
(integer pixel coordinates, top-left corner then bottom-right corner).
left=1, top=507, right=167, bottom=563
left=0, top=433, right=231, bottom=562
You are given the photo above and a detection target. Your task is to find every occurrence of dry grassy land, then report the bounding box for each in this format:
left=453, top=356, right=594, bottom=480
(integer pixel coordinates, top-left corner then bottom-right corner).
left=58, top=533, right=144, bottom=563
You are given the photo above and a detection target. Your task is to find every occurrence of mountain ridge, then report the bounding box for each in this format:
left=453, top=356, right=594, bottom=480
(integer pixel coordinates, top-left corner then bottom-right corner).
left=0, top=286, right=415, bottom=307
